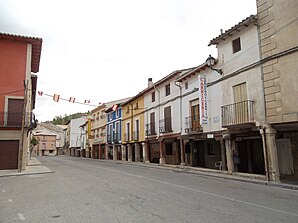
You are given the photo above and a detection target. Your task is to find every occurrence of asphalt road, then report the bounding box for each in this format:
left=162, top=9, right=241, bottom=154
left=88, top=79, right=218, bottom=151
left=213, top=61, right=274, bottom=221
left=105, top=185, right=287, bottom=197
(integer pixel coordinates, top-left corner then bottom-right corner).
left=1, top=156, right=298, bottom=223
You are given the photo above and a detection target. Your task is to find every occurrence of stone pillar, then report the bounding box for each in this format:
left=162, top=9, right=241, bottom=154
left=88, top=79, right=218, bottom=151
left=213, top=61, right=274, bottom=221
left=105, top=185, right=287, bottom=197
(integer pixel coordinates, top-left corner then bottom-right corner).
left=142, top=143, right=147, bottom=163
left=145, top=142, right=150, bottom=163
left=127, top=144, right=132, bottom=162
left=220, top=139, right=227, bottom=170
left=135, top=143, right=140, bottom=162
left=173, top=140, right=178, bottom=165
left=99, top=146, right=102, bottom=159
left=223, top=133, right=234, bottom=174
left=105, top=145, right=109, bottom=160
left=260, top=128, right=269, bottom=180
left=122, top=145, right=126, bottom=161
left=265, top=126, right=280, bottom=182
left=113, top=145, right=117, bottom=160
left=180, top=138, right=185, bottom=166
left=159, top=140, right=165, bottom=165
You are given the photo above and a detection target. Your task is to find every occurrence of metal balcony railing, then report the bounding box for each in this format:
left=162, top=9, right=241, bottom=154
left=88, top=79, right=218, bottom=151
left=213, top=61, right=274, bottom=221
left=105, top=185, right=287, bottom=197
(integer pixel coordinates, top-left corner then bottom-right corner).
left=221, top=100, right=254, bottom=127
left=145, top=123, right=156, bottom=136
left=124, top=133, right=130, bottom=142
left=113, top=132, right=121, bottom=142
left=185, top=115, right=202, bottom=133
left=0, top=112, right=33, bottom=128
left=159, top=117, right=172, bottom=133
left=107, top=134, right=112, bottom=143
left=132, top=131, right=139, bottom=141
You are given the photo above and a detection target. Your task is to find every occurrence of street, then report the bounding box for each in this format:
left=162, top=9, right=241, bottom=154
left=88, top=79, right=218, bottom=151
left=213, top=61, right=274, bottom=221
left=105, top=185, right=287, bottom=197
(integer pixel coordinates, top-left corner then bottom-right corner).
left=1, top=156, right=298, bottom=223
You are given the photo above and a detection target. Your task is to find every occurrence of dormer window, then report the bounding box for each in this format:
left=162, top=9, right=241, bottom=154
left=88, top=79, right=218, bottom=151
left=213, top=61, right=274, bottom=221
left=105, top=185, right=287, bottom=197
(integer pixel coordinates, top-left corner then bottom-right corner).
left=232, top=37, right=241, bottom=54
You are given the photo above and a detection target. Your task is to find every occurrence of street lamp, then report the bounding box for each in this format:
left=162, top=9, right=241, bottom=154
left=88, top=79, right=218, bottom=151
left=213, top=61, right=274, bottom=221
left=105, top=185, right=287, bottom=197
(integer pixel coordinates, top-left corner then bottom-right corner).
left=206, top=55, right=223, bottom=75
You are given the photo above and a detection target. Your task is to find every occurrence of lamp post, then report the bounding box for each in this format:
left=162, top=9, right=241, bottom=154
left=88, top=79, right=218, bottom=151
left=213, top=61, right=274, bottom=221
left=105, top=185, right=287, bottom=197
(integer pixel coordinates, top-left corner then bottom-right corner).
left=206, top=55, right=223, bottom=75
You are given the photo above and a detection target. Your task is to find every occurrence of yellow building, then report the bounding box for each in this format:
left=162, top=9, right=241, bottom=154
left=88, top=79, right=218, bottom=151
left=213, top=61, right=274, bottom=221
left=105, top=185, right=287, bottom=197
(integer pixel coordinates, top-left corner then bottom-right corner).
left=121, top=94, right=148, bottom=162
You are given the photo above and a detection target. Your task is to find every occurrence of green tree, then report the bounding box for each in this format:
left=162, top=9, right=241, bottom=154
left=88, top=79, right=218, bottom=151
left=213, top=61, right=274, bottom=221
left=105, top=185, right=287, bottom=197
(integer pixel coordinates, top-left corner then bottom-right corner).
left=29, top=136, right=39, bottom=159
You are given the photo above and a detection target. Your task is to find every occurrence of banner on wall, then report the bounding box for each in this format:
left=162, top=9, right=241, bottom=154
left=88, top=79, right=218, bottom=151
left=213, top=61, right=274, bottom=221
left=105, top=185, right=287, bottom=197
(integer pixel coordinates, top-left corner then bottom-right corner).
left=198, top=75, right=208, bottom=125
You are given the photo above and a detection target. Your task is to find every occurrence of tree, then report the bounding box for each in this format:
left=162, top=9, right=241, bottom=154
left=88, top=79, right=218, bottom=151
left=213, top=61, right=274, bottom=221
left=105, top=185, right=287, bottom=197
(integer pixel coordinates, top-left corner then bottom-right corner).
left=29, top=136, right=39, bottom=159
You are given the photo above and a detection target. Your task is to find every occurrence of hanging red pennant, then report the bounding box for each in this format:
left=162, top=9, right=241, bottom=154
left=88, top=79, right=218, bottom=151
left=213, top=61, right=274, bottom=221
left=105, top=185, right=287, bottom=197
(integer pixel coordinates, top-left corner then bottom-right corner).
left=112, top=104, right=118, bottom=111
left=53, top=94, right=60, bottom=102
left=38, top=91, right=43, bottom=96
left=84, top=100, right=90, bottom=103
left=69, top=97, right=75, bottom=103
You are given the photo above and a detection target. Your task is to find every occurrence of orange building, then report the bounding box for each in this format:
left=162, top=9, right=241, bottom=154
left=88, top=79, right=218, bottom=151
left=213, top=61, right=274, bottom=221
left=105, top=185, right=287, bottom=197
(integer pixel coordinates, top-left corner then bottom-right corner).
left=0, top=33, right=42, bottom=170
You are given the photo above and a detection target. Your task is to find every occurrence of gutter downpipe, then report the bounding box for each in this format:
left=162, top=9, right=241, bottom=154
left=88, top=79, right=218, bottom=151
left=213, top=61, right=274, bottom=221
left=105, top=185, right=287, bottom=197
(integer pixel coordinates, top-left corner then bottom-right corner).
left=153, top=84, right=163, bottom=164
left=174, top=81, right=185, bottom=165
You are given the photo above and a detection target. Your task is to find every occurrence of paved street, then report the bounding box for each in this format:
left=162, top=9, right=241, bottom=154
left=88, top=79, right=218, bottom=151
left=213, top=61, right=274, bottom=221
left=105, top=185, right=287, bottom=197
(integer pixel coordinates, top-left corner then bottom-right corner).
left=1, top=156, right=298, bottom=223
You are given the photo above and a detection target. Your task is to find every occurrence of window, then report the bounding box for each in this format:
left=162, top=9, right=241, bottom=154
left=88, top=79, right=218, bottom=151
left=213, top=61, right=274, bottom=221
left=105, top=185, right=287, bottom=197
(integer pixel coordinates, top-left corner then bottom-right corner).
left=126, top=107, right=130, bottom=114
left=152, top=92, right=155, bottom=102
left=135, top=102, right=139, bottom=109
left=185, top=82, right=188, bottom=90
left=165, top=84, right=170, bottom=96
left=232, top=37, right=241, bottom=53
left=49, top=150, right=53, bottom=154
left=116, top=109, right=120, bottom=117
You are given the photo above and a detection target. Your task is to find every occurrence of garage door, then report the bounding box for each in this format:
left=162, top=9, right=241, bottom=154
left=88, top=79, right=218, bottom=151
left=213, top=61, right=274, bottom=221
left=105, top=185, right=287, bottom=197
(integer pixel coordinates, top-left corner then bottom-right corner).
left=0, top=140, right=19, bottom=170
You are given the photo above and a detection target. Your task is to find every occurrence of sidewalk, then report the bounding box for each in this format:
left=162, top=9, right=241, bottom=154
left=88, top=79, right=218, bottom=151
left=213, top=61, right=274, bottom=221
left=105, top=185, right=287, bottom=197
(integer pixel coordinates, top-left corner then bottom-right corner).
left=0, top=157, right=53, bottom=178
left=107, top=159, right=298, bottom=191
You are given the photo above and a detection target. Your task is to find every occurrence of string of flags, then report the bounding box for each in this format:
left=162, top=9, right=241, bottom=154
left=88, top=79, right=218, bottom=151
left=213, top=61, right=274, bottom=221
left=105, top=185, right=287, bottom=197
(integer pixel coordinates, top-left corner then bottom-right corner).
left=37, top=91, right=102, bottom=107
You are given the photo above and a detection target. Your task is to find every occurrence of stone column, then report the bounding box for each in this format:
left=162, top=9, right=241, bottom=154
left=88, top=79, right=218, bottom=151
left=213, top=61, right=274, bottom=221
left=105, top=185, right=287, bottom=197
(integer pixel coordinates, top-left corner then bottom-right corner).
left=260, top=128, right=269, bottom=180
left=142, top=143, right=147, bottom=163
left=113, top=145, right=117, bottom=161
left=220, top=139, right=227, bottom=170
left=180, top=138, right=185, bottom=166
left=121, top=145, right=126, bottom=161
left=99, top=146, right=102, bottom=159
left=159, top=140, right=165, bottom=165
left=127, top=144, right=132, bottom=162
left=173, top=140, right=178, bottom=165
left=105, top=144, right=109, bottom=160
left=223, top=133, right=234, bottom=174
left=135, top=143, right=140, bottom=162
left=145, top=142, right=150, bottom=163
left=265, top=126, right=280, bottom=182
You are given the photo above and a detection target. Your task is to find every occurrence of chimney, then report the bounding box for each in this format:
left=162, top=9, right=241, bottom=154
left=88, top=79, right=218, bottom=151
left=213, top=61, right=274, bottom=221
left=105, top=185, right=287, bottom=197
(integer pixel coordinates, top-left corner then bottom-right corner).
left=220, top=29, right=223, bottom=34
left=148, top=78, right=153, bottom=87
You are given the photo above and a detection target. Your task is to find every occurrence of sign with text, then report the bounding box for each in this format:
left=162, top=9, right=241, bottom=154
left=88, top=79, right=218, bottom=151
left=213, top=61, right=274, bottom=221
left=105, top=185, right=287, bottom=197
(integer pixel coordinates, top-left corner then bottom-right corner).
left=198, top=75, right=208, bottom=125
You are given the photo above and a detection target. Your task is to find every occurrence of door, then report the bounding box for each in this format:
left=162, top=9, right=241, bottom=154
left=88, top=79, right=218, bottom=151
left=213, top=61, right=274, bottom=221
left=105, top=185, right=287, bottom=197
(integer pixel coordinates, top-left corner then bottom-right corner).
left=7, top=99, right=24, bottom=126
left=0, top=140, right=19, bottom=170
left=164, top=106, right=172, bottom=132
left=233, top=83, right=248, bottom=123
left=150, top=112, right=155, bottom=135
left=277, top=138, right=294, bottom=175
left=191, top=104, right=200, bottom=131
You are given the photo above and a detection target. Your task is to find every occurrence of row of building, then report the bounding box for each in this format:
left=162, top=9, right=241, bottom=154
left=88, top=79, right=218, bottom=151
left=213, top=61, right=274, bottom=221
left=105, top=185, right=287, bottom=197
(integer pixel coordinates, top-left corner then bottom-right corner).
left=61, top=1, right=298, bottom=183
left=1, top=0, right=297, bottom=183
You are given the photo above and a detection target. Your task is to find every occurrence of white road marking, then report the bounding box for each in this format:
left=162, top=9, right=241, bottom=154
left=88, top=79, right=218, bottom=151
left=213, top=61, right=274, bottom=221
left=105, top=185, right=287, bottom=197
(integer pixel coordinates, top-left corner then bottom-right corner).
left=0, top=199, right=13, bottom=204
left=84, top=163, right=298, bottom=218
left=18, top=213, right=26, bottom=221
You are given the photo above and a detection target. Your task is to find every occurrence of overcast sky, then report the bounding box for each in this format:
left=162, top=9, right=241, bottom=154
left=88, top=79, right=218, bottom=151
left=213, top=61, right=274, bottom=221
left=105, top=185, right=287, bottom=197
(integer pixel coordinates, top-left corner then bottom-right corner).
left=0, top=0, right=257, bottom=122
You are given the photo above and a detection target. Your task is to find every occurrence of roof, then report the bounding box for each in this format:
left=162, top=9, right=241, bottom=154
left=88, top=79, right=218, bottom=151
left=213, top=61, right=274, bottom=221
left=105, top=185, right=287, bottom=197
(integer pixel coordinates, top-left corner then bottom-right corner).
left=208, top=15, right=258, bottom=46
left=105, top=97, right=132, bottom=113
left=176, top=62, right=209, bottom=82
left=122, top=68, right=195, bottom=106
left=0, top=32, right=43, bottom=73
left=33, top=129, right=56, bottom=136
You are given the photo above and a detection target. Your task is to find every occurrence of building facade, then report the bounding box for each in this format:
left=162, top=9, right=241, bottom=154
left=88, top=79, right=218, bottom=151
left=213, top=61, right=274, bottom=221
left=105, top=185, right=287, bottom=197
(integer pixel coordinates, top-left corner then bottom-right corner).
left=257, top=0, right=298, bottom=181
left=0, top=33, right=42, bottom=170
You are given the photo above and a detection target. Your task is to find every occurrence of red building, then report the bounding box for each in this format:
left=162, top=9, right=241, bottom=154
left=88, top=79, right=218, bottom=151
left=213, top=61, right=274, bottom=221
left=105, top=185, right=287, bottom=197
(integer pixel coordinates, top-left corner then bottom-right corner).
left=0, top=32, right=42, bottom=170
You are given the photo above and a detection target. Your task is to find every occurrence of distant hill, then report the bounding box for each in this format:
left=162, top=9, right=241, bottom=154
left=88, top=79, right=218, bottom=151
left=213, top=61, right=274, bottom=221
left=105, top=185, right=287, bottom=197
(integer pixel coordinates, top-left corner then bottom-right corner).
left=50, top=112, right=90, bottom=125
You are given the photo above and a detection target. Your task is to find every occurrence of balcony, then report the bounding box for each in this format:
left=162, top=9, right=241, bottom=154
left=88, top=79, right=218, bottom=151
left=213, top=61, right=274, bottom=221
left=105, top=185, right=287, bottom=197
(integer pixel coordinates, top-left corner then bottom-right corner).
left=0, top=112, right=33, bottom=128
left=145, top=123, right=156, bottom=136
left=113, top=132, right=121, bottom=142
left=159, top=117, right=172, bottom=133
left=132, top=131, right=139, bottom=141
left=221, top=100, right=255, bottom=128
left=124, top=133, right=130, bottom=142
left=107, top=134, right=112, bottom=143
left=185, top=115, right=202, bottom=133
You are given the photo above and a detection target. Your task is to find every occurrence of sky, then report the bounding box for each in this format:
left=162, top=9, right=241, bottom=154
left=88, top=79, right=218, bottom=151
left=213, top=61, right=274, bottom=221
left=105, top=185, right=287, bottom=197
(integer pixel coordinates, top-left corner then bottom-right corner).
left=0, top=0, right=257, bottom=122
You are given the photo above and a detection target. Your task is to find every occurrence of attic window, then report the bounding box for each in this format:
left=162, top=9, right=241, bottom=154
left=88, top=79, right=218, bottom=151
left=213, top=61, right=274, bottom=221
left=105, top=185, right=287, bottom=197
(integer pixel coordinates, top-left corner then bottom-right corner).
left=232, top=37, right=241, bottom=54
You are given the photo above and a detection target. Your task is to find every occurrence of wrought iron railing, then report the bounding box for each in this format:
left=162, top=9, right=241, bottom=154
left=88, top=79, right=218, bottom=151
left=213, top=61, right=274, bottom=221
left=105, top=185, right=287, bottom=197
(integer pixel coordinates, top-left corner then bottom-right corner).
left=159, top=117, right=172, bottom=133
left=185, top=115, right=202, bottom=133
left=124, top=133, right=130, bottom=142
left=221, top=100, right=254, bottom=127
left=113, top=132, right=121, bottom=142
left=132, top=131, right=139, bottom=141
left=0, top=112, right=33, bottom=128
left=145, top=123, right=156, bottom=136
